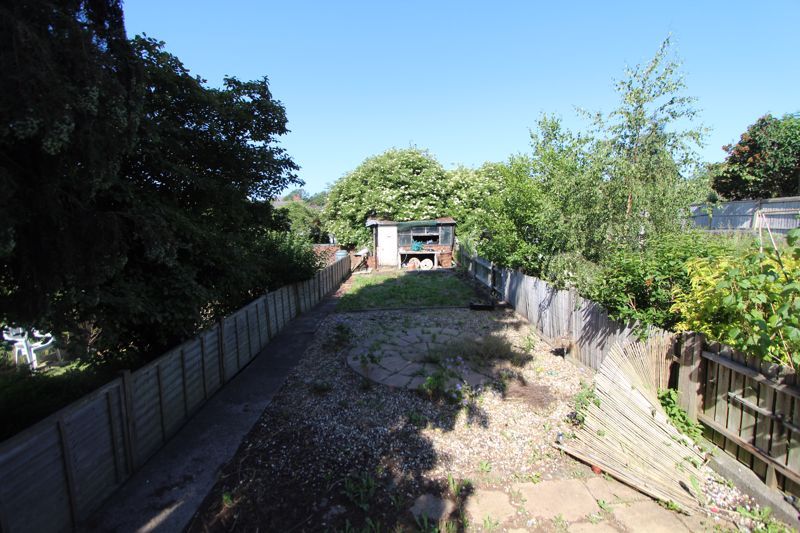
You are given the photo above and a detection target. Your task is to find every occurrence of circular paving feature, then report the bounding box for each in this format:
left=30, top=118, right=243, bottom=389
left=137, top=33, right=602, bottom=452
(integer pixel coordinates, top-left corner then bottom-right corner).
left=346, top=326, right=494, bottom=390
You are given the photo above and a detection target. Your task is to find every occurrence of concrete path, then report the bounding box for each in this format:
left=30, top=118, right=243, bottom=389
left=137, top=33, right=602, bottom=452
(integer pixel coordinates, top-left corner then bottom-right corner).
left=83, top=296, right=342, bottom=532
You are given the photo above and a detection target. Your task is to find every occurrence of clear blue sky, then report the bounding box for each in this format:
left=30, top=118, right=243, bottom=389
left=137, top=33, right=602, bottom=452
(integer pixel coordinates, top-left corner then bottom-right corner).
left=124, top=1, right=799, bottom=195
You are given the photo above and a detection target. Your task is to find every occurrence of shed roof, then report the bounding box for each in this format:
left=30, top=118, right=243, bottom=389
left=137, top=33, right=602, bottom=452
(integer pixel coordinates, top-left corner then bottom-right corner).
left=365, top=216, right=456, bottom=227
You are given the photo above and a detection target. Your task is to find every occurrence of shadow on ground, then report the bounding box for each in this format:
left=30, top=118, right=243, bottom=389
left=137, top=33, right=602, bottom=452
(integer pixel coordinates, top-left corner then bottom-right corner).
left=186, top=303, right=542, bottom=532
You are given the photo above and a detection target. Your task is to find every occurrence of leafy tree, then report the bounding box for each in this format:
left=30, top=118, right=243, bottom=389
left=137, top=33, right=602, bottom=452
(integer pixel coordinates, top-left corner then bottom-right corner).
left=473, top=38, right=707, bottom=285
left=0, top=0, right=141, bottom=328
left=81, top=36, right=307, bottom=360
left=445, top=163, right=505, bottom=242
left=307, top=190, right=329, bottom=208
left=588, top=36, right=707, bottom=249
left=323, top=148, right=449, bottom=248
left=280, top=200, right=326, bottom=243
left=282, top=188, right=310, bottom=201
left=712, top=113, right=800, bottom=200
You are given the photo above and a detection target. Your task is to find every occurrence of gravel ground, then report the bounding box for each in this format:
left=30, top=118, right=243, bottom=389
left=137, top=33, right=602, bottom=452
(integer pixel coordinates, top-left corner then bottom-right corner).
left=188, top=304, right=784, bottom=532
left=188, top=307, right=588, bottom=531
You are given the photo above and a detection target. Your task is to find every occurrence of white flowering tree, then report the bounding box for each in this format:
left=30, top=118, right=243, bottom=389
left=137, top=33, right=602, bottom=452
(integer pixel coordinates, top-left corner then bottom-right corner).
left=323, top=148, right=451, bottom=248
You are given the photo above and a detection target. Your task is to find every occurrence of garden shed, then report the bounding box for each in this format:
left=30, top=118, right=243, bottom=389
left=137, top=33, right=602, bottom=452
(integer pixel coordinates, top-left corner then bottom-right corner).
left=365, top=217, right=456, bottom=269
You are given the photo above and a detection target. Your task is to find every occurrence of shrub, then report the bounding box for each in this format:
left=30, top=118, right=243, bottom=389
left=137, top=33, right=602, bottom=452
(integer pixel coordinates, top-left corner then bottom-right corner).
left=672, top=228, right=800, bottom=368
left=587, top=232, right=733, bottom=330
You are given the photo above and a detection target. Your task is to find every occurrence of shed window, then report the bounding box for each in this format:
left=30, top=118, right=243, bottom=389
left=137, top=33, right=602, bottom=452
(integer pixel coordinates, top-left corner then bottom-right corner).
left=439, top=225, right=453, bottom=246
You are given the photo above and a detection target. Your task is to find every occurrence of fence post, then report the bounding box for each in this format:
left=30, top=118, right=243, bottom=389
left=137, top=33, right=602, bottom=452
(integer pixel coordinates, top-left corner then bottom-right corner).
left=119, top=370, right=137, bottom=472
left=264, top=291, right=273, bottom=340
left=293, top=283, right=301, bottom=317
left=217, top=318, right=227, bottom=384
left=677, top=331, right=704, bottom=421
left=57, top=418, right=79, bottom=528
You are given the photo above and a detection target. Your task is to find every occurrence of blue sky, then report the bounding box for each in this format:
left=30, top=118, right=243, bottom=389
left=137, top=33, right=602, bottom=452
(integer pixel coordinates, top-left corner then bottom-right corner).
left=124, top=1, right=800, bottom=194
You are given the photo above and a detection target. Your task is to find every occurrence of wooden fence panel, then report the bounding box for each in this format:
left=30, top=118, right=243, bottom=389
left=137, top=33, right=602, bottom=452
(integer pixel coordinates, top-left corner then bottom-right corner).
left=267, top=292, right=279, bottom=339
left=0, top=260, right=353, bottom=533
left=156, top=352, right=186, bottom=440
left=222, top=316, right=240, bottom=381
left=234, top=310, right=250, bottom=365
left=181, top=338, right=206, bottom=415
left=62, top=382, right=127, bottom=519
left=130, top=366, right=164, bottom=465
left=0, top=423, right=72, bottom=533
left=202, top=327, right=222, bottom=395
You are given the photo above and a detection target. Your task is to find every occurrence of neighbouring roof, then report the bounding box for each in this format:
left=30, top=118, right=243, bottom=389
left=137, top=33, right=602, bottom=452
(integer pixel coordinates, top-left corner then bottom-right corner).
left=365, top=216, right=456, bottom=227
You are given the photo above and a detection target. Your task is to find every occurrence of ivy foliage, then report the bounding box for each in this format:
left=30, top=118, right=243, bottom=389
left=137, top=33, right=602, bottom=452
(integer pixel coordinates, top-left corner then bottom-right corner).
left=672, top=228, right=800, bottom=368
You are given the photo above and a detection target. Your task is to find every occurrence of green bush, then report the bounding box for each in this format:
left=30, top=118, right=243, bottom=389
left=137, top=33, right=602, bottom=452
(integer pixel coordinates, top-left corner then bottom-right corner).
left=587, top=232, right=732, bottom=330
left=672, top=229, right=800, bottom=368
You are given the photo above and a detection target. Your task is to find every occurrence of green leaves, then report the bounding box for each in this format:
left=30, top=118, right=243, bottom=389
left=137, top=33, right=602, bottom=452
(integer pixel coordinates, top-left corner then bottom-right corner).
left=673, top=237, right=800, bottom=368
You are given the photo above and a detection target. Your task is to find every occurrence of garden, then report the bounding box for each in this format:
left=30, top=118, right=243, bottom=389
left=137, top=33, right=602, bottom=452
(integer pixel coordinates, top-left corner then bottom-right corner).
left=188, top=271, right=784, bottom=532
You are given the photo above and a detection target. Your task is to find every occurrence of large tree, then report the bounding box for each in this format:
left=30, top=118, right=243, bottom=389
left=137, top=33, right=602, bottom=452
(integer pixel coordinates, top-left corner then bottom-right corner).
left=82, top=37, right=308, bottom=360
left=323, top=148, right=450, bottom=248
left=712, top=113, right=800, bottom=200
left=0, top=0, right=141, bottom=328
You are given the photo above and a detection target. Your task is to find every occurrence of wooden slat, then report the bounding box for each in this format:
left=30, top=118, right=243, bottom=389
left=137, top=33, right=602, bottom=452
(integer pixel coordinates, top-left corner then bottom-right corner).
left=699, top=413, right=800, bottom=486
left=724, top=347, right=745, bottom=458
left=701, top=349, right=800, bottom=399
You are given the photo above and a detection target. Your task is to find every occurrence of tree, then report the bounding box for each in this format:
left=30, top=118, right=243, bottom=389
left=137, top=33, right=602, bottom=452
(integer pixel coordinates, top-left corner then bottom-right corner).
left=282, top=188, right=310, bottom=201
left=280, top=201, right=326, bottom=243
left=591, top=36, right=707, bottom=248
left=323, top=148, right=449, bottom=248
left=82, top=36, right=308, bottom=360
left=712, top=113, right=800, bottom=200
left=472, top=38, right=708, bottom=290
left=0, top=0, right=141, bottom=329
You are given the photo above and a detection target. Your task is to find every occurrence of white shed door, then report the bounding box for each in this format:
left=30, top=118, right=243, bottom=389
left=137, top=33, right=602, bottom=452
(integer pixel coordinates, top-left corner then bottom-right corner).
left=377, top=225, right=398, bottom=266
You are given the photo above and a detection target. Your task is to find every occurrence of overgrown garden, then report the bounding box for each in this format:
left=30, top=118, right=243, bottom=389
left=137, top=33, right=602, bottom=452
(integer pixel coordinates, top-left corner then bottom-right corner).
left=321, top=38, right=800, bottom=369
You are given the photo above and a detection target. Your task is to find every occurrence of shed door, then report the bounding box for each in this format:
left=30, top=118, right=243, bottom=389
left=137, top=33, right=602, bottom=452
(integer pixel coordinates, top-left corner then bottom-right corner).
left=377, top=225, right=398, bottom=266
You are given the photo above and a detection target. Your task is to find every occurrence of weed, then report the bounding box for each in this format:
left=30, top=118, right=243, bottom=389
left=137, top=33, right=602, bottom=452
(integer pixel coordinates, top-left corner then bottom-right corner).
left=414, top=514, right=438, bottom=533
left=407, top=411, right=427, bottom=427
left=571, top=381, right=600, bottom=425
left=446, top=474, right=473, bottom=498
left=482, top=515, right=500, bottom=531
left=597, top=499, right=612, bottom=513
left=309, top=380, right=332, bottom=395
left=736, top=505, right=791, bottom=533
left=552, top=514, right=568, bottom=531
left=359, top=378, right=372, bottom=391
left=221, top=491, right=233, bottom=508
left=658, top=499, right=682, bottom=512
left=330, top=323, right=353, bottom=351
left=341, top=472, right=376, bottom=512
left=524, top=334, right=537, bottom=353
left=478, top=460, right=492, bottom=473
left=658, top=388, right=704, bottom=442
left=587, top=512, right=603, bottom=524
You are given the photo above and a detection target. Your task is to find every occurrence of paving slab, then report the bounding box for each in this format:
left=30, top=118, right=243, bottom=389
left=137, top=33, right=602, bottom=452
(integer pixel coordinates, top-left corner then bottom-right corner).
left=464, top=489, right=518, bottom=523
left=612, top=501, right=689, bottom=533
left=409, top=494, right=455, bottom=522
left=583, top=476, right=648, bottom=504
left=517, top=479, right=600, bottom=521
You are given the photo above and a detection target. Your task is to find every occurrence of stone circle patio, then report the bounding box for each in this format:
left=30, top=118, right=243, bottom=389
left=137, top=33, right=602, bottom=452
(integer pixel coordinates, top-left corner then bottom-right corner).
left=346, top=325, right=495, bottom=390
